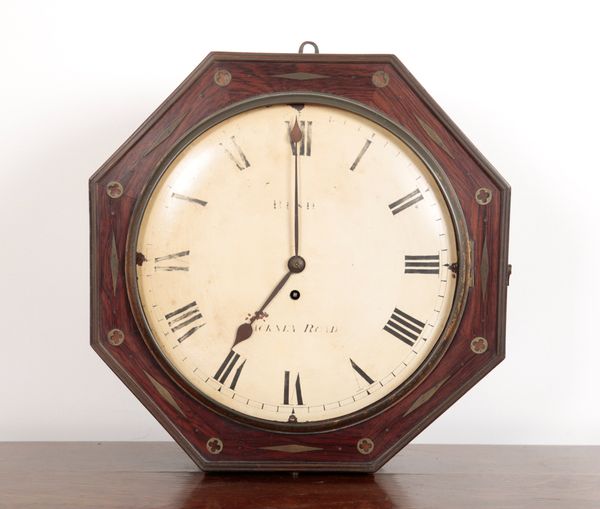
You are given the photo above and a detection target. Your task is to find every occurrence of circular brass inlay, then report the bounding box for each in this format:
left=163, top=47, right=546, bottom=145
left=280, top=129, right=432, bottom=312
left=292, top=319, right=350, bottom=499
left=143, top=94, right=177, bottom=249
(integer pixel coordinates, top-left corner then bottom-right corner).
left=357, top=438, right=374, bottom=455
left=372, top=71, right=389, bottom=88
left=207, top=437, right=223, bottom=454
left=470, top=336, right=488, bottom=354
left=107, top=328, right=125, bottom=346
left=106, top=181, right=123, bottom=199
left=475, top=187, right=492, bottom=205
left=213, top=69, right=232, bottom=87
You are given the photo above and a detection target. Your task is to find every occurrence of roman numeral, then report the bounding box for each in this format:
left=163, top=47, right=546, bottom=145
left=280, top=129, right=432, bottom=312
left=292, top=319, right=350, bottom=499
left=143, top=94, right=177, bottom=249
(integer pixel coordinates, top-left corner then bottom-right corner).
left=286, top=120, right=312, bottom=156
left=283, top=371, right=304, bottom=405
left=220, top=136, right=250, bottom=170
left=350, top=139, right=372, bottom=171
left=350, top=358, right=374, bottom=385
left=154, top=250, right=190, bottom=271
left=383, top=308, right=425, bottom=346
left=405, top=254, right=440, bottom=274
left=171, top=192, right=207, bottom=206
left=164, top=301, right=204, bottom=343
left=214, top=350, right=246, bottom=390
left=389, top=189, right=424, bottom=215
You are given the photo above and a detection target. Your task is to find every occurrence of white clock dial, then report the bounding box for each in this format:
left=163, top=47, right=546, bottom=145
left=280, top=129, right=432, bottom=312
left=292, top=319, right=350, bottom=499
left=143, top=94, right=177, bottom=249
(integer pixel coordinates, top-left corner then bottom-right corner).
left=132, top=102, right=461, bottom=424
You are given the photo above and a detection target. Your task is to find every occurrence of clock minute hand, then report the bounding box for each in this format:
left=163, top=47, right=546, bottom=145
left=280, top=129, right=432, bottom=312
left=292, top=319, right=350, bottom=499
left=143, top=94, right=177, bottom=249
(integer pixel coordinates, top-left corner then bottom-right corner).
left=290, top=118, right=303, bottom=256
left=232, top=121, right=304, bottom=348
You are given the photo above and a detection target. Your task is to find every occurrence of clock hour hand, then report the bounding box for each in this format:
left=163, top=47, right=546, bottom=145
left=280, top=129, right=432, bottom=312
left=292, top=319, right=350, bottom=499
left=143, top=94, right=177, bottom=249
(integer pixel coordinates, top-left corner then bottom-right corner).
left=290, top=118, right=303, bottom=256
left=233, top=270, right=293, bottom=346
left=233, top=255, right=306, bottom=346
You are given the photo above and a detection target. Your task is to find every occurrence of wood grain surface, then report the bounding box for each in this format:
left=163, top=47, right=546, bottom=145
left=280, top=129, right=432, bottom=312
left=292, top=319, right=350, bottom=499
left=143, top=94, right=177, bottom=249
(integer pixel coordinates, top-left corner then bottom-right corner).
left=1, top=443, right=598, bottom=508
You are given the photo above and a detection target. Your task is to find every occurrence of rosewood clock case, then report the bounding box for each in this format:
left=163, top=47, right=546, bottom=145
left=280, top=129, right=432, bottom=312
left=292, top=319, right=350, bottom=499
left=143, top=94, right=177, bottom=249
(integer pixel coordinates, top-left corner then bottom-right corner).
left=89, top=50, right=510, bottom=471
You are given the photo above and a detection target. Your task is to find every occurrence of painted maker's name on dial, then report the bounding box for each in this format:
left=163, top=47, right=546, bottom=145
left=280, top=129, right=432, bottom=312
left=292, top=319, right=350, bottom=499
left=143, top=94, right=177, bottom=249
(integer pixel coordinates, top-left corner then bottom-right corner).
left=253, top=323, right=339, bottom=334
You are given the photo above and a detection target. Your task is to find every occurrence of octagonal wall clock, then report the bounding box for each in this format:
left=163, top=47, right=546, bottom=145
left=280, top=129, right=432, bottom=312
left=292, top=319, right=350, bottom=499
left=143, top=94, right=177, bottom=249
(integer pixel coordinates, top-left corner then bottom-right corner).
left=89, top=42, right=511, bottom=472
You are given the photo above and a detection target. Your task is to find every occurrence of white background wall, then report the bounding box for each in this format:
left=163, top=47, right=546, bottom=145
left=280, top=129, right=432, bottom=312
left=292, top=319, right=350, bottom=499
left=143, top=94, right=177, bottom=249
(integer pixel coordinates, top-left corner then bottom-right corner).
left=1, top=0, right=598, bottom=444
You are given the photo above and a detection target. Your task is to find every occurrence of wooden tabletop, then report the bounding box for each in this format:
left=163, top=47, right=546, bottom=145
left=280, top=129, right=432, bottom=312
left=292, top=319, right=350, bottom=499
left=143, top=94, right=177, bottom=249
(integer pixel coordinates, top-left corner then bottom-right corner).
left=1, top=443, right=598, bottom=508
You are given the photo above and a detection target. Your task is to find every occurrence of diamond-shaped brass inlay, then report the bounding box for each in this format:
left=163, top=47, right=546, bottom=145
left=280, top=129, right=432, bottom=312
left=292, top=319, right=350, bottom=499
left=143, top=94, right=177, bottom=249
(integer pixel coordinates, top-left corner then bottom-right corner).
left=273, top=72, right=329, bottom=81
left=416, top=116, right=453, bottom=159
left=403, top=375, right=451, bottom=416
left=260, top=444, right=323, bottom=453
left=110, top=232, right=119, bottom=296
left=481, top=236, right=490, bottom=301
left=143, top=111, right=189, bottom=157
left=145, top=372, right=186, bottom=417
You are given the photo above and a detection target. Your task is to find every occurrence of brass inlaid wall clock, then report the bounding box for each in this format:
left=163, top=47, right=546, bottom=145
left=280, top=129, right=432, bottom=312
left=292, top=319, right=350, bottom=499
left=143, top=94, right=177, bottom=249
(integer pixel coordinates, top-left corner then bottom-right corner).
left=90, top=42, right=511, bottom=471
